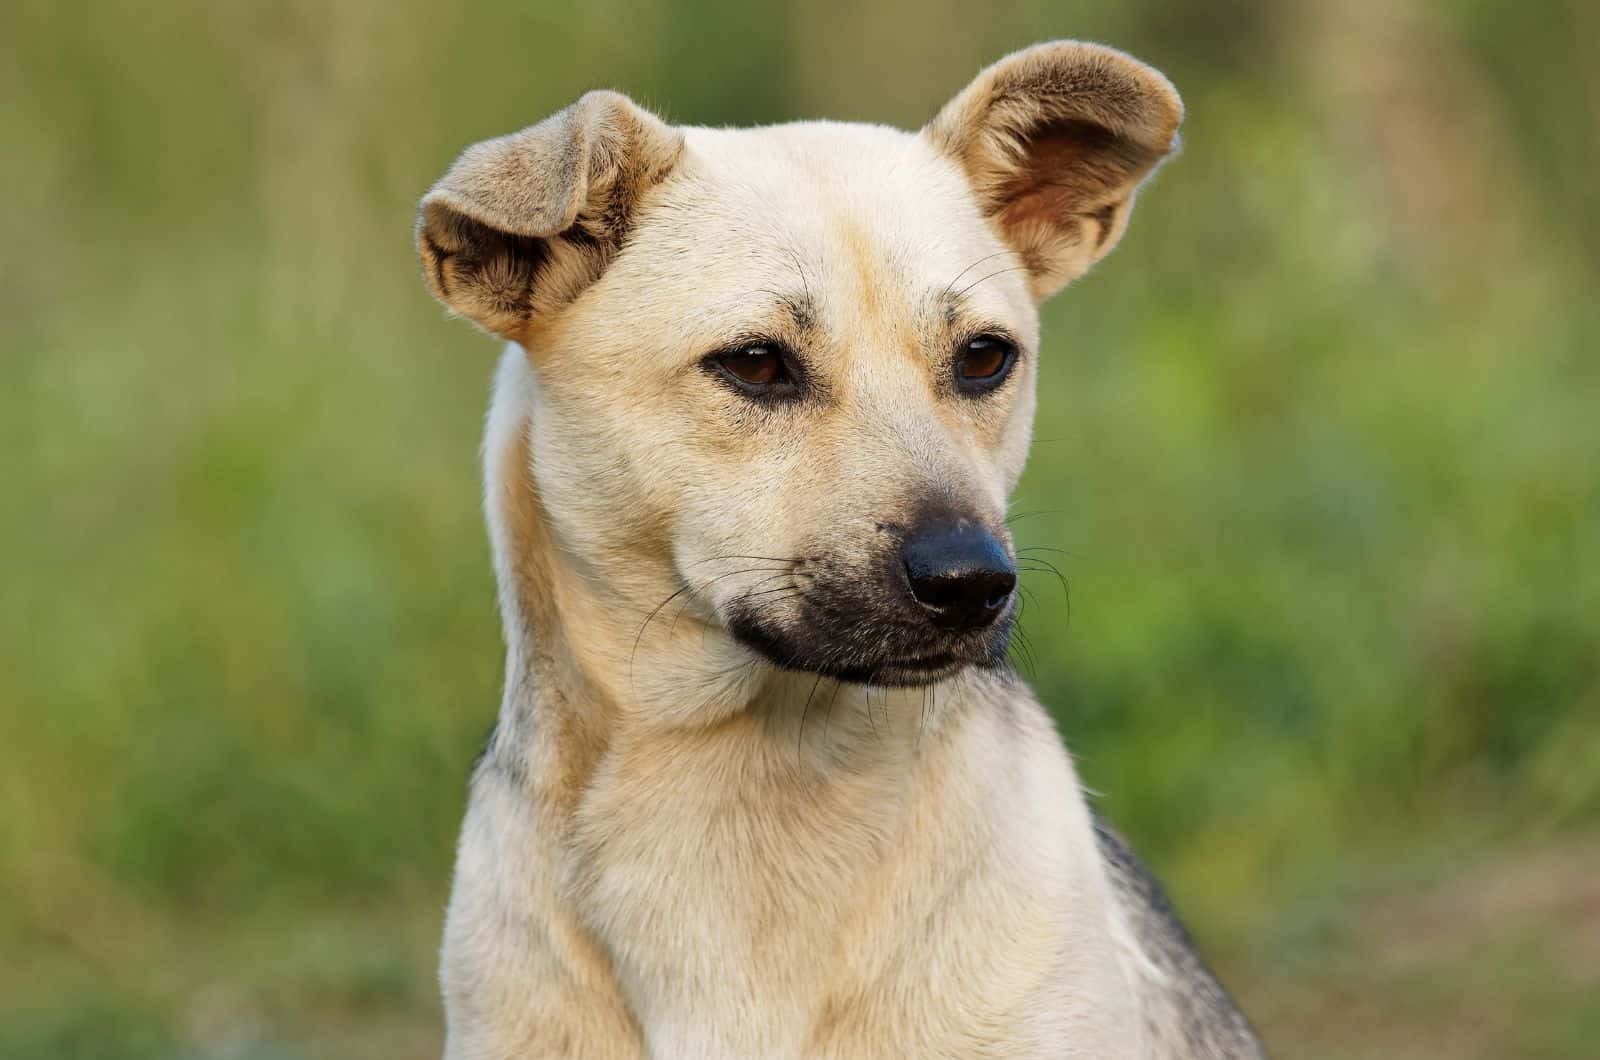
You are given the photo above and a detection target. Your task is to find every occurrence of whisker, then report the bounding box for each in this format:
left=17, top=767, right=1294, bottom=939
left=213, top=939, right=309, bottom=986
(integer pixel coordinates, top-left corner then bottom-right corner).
left=632, top=567, right=789, bottom=697
left=702, top=656, right=764, bottom=681
left=798, top=671, right=825, bottom=760
left=956, top=264, right=1031, bottom=299
left=630, top=581, right=698, bottom=698
left=664, top=567, right=791, bottom=638
left=686, top=554, right=811, bottom=567
left=1017, top=559, right=1069, bottom=600
left=821, top=676, right=845, bottom=744
left=1009, top=620, right=1038, bottom=680
left=917, top=684, right=929, bottom=751
left=1017, top=545, right=1075, bottom=558
left=781, top=240, right=816, bottom=311
left=735, top=584, right=805, bottom=604
left=1004, top=508, right=1062, bottom=525
left=735, top=572, right=804, bottom=598
left=940, top=249, right=1014, bottom=303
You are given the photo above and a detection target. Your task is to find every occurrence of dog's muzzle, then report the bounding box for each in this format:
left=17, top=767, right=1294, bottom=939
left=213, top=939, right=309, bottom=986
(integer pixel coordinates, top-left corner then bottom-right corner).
left=726, top=512, right=1017, bottom=686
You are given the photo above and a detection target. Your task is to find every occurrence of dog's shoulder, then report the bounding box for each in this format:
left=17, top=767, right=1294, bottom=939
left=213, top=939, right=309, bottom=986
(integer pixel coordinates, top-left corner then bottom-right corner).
left=1091, top=812, right=1267, bottom=1059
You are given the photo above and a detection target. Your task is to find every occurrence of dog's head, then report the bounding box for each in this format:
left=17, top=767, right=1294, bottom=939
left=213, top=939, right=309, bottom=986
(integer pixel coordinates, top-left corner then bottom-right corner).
left=419, top=42, right=1180, bottom=691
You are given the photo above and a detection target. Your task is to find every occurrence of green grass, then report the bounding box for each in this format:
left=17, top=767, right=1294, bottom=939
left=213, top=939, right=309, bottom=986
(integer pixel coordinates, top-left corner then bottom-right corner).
left=3, top=1, right=1597, bottom=1055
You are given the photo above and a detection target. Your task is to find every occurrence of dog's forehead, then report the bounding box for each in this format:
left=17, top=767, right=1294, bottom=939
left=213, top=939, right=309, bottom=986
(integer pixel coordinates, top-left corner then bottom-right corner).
left=626, top=122, right=1028, bottom=323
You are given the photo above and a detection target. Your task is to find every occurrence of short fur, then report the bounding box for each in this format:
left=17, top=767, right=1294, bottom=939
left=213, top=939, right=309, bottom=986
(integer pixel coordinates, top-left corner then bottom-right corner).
left=417, top=41, right=1263, bottom=1059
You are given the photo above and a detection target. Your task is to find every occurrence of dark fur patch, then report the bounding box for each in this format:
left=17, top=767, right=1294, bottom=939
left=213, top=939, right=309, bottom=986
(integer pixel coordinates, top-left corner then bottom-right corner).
left=1091, top=813, right=1267, bottom=1057
left=471, top=718, right=530, bottom=789
left=725, top=502, right=1015, bottom=687
left=422, top=231, right=454, bottom=298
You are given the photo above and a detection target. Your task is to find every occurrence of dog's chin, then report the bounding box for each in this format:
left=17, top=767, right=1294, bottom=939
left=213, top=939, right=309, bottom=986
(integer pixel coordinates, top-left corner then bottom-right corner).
left=847, top=655, right=980, bottom=688
left=725, top=612, right=1012, bottom=688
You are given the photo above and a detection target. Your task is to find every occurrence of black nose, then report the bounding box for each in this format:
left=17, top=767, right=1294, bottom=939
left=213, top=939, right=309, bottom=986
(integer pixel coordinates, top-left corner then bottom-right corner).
left=900, top=520, right=1016, bottom=632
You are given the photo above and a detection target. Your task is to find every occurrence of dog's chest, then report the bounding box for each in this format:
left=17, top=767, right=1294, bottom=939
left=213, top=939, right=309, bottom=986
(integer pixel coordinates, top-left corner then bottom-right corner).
left=564, top=725, right=1137, bottom=1058
left=570, top=744, right=902, bottom=1055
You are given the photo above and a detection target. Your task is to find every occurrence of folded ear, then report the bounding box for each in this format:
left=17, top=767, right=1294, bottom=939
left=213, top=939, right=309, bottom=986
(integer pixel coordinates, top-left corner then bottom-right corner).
left=416, top=90, right=683, bottom=340
left=925, top=42, right=1183, bottom=300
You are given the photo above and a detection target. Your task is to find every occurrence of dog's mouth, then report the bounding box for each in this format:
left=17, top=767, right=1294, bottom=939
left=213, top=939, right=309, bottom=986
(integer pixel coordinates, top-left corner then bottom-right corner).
left=725, top=599, right=1014, bottom=688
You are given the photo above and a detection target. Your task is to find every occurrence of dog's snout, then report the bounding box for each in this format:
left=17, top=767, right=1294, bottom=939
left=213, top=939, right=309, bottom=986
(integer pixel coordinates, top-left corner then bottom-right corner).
left=900, top=521, right=1016, bottom=632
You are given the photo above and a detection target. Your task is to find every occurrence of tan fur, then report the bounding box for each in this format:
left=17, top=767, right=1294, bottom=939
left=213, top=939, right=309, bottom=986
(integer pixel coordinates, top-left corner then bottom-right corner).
left=418, top=90, right=684, bottom=341
left=927, top=41, right=1183, bottom=298
left=419, top=41, right=1258, bottom=1059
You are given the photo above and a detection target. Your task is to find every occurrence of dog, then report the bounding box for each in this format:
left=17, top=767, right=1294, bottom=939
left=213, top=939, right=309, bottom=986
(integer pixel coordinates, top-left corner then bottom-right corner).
left=415, top=40, right=1264, bottom=1059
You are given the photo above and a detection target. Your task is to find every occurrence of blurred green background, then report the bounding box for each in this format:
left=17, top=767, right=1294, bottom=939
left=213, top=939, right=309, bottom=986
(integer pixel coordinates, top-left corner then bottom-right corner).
left=3, top=1, right=1597, bottom=1056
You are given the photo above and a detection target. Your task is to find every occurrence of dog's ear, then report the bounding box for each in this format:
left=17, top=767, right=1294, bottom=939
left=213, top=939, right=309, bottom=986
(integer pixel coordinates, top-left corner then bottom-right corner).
left=926, top=42, right=1183, bottom=300
left=416, top=90, right=683, bottom=340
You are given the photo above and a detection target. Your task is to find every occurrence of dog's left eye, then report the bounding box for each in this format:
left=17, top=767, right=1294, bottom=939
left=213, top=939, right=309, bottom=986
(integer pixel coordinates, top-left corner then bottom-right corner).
left=956, top=334, right=1018, bottom=393
left=707, top=343, right=799, bottom=398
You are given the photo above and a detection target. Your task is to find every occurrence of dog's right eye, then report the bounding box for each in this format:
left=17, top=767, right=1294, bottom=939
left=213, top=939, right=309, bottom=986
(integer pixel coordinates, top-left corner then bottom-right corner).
left=706, top=343, right=800, bottom=398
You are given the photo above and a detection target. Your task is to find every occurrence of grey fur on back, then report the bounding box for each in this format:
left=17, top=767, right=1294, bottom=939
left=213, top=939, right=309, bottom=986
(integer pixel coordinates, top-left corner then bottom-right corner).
left=1093, top=815, right=1268, bottom=1058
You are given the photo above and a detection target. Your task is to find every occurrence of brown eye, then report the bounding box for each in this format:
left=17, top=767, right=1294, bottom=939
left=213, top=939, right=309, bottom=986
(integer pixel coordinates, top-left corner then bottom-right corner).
left=706, top=342, right=801, bottom=400
left=721, top=348, right=783, bottom=385
left=956, top=335, right=1017, bottom=392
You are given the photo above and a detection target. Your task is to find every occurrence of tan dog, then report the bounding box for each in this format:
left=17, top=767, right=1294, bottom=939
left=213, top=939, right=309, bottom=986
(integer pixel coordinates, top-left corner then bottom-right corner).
left=416, top=40, right=1263, bottom=1059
